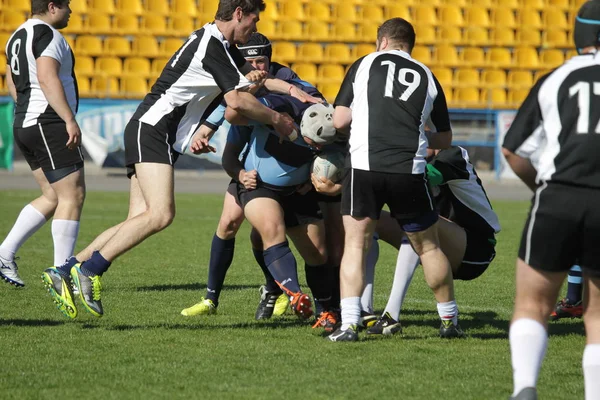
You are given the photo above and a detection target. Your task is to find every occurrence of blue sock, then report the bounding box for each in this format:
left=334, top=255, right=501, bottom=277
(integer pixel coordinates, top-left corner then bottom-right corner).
left=264, top=241, right=301, bottom=294
left=566, top=265, right=583, bottom=304
left=253, top=247, right=281, bottom=294
left=57, top=256, right=79, bottom=277
left=81, top=251, right=111, bottom=277
left=304, top=263, right=334, bottom=314
left=205, top=235, right=235, bottom=305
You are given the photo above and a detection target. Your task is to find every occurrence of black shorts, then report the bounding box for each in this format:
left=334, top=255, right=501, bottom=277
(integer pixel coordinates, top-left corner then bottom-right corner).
left=14, top=121, right=84, bottom=173
left=341, top=168, right=438, bottom=233
left=124, top=119, right=179, bottom=177
left=237, top=183, right=322, bottom=228
left=454, top=230, right=496, bottom=281
left=518, top=182, right=600, bottom=277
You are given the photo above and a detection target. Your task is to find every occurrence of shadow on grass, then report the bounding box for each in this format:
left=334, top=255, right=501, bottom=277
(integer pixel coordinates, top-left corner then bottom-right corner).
left=79, top=318, right=309, bottom=331
left=135, top=283, right=257, bottom=292
left=0, top=319, right=65, bottom=327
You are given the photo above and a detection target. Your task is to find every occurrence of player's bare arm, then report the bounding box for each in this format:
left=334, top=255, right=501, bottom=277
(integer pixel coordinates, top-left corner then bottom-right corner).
left=189, top=124, right=217, bottom=154
left=332, top=105, right=352, bottom=134
left=5, top=65, right=16, bottom=101
left=311, top=175, right=342, bottom=196
left=501, top=147, right=538, bottom=191
left=425, top=130, right=452, bottom=149
left=36, top=56, right=81, bottom=150
left=221, top=140, right=257, bottom=190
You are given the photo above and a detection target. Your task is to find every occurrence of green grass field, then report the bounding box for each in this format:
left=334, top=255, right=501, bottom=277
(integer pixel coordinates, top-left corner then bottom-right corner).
left=0, top=190, right=587, bottom=399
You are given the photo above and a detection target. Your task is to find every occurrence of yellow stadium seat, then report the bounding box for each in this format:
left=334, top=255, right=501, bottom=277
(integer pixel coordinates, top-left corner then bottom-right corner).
left=486, top=47, right=512, bottom=68
left=508, top=70, right=533, bottom=89
left=201, top=0, right=219, bottom=21
left=142, top=15, right=167, bottom=35
left=262, top=1, right=279, bottom=21
left=482, top=69, right=507, bottom=88
left=470, top=0, right=495, bottom=6
left=460, top=47, right=486, bottom=67
left=514, top=46, right=540, bottom=69
left=117, top=0, right=143, bottom=15
left=543, top=9, right=568, bottom=30
left=521, top=0, right=545, bottom=9
left=89, top=0, right=116, bottom=15
left=412, top=45, right=432, bottom=64
left=1, top=10, right=27, bottom=31
left=62, top=14, right=85, bottom=34
left=517, top=28, right=541, bottom=47
left=169, top=16, right=195, bottom=37
left=565, top=49, right=578, bottom=59
left=172, top=0, right=198, bottom=18
left=519, top=9, right=542, bottom=29
left=151, top=58, right=170, bottom=75
left=335, top=5, right=359, bottom=22
left=272, top=42, right=297, bottom=63
left=437, top=26, right=463, bottom=45
left=0, top=33, right=11, bottom=54
left=291, top=63, right=318, bottom=83
left=533, top=69, right=552, bottom=82
left=305, top=21, right=330, bottom=41
left=502, top=0, right=520, bottom=9
left=257, top=20, right=278, bottom=39
left=69, top=0, right=88, bottom=13
left=132, top=36, right=160, bottom=57
left=481, top=88, right=507, bottom=108
left=318, top=83, right=341, bottom=103
left=434, top=45, right=459, bottom=67
left=490, top=29, right=516, bottom=47
left=464, top=27, right=489, bottom=46
left=281, top=21, right=303, bottom=40
left=3, top=0, right=29, bottom=12
left=95, top=57, right=123, bottom=77
left=325, top=43, right=353, bottom=64
left=543, top=29, right=569, bottom=48
left=416, top=25, right=437, bottom=45
left=0, top=55, right=6, bottom=74
left=431, top=67, right=453, bottom=89
left=547, top=0, right=570, bottom=10
left=384, top=5, right=411, bottom=20
left=540, top=49, right=565, bottom=68
left=307, top=3, right=331, bottom=21
left=77, top=77, right=91, bottom=97
left=281, top=2, right=306, bottom=21
left=454, top=88, right=480, bottom=107
left=465, top=6, right=490, bottom=28
left=491, top=9, right=516, bottom=28
left=443, top=87, right=453, bottom=104
left=439, top=5, right=465, bottom=27
left=91, top=77, right=120, bottom=98
left=318, top=64, right=345, bottom=84
left=76, top=36, right=104, bottom=56
left=419, top=0, right=441, bottom=5
left=160, top=38, right=185, bottom=57
left=122, top=77, right=148, bottom=99
left=87, top=14, right=111, bottom=34
left=74, top=56, right=95, bottom=77
left=361, top=6, right=384, bottom=22
left=145, top=0, right=170, bottom=15
left=352, top=43, right=376, bottom=58
left=103, top=37, right=131, bottom=57
left=114, top=15, right=140, bottom=35
left=358, top=23, right=378, bottom=42
left=443, top=0, right=467, bottom=6
left=123, top=58, right=151, bottom=79
left=413, top=6, right=438, bottom=25
left=331, top=24, right=355, bottom=43
left=454, top=68, right=480, bottom=88
left=297, top=43, right=324, bottom=63
left=508, top=88, right=529, bottom=107
left=65, top=35, right=76, bottom=51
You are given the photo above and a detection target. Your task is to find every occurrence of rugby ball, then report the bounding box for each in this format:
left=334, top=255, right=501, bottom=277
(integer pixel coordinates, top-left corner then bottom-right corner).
left=311, top=150, right=346, bottom=183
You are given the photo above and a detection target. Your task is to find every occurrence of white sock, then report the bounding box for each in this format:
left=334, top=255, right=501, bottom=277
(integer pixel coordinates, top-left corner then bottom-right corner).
left=584, top=344, right=600, bottom=400
left=384, top=241, right=419, bottom=320
left=509, top=318, right=547, bottom=396
left=361, top=236, right=379, bottom=314
left=437, top=300, right=459, bottom=325
left=0, top=204, right=47, bottom=261
left=51, top=219, right=80, bottom=266
left=340, top=296, right=361, bottom=330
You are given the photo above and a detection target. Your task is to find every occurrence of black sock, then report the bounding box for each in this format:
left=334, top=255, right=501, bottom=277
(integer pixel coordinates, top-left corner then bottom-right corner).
left=253, top=247, right=281, bottom=294
left=57, top=256, right=79, bottom=276
left=566, top=265, right=583, bottom=304
left=81, top=251, right=111, bottom=276
left=205, top=234, right=235, bottom=305
left=264, top=241, right=301, bottom=294
left=330, top=264, right=340, bottom=308
left=304, top=263, right=334, bottom=314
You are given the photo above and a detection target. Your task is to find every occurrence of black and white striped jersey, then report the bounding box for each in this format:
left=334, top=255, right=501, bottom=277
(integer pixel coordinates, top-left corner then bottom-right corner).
left=429, top=146, right=501, bottom=238
left=334, top=49, right=451, bottom=174
left=132, top=23, right=251, bottom=153
left=6, top=19, right=78, bottom=128
left=503, top=52, right=600, bottom=189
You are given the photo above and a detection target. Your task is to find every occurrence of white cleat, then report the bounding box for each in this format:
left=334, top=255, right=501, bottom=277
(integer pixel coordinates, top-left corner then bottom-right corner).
left=0, top=256, right=24, bottom=287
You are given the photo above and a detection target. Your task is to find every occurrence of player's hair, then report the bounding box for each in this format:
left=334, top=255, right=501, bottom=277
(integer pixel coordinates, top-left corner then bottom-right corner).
left=31, top=0, right=69, bottom=15
left=377, top=18, right=416, bottom=52
left=215, top=0, right=266, bottom=21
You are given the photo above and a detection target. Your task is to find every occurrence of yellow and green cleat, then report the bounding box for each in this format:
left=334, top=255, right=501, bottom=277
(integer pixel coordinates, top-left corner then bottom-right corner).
left=41, top=267, right=77, bottom=319
left=181, top=297, right=217, bottom=316
left=71, top=264, right=104, bottom=318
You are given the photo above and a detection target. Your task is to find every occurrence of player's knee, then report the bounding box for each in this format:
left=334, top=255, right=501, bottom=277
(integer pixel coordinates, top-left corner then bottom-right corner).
left=257, top=222, right=285, bottom=245
left=217, top=215, right=242, bottom=239
left=148, top=207, right=175, bottom=232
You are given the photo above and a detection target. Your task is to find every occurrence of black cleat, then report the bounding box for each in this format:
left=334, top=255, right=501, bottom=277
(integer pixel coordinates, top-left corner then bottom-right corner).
left=255, top=285, right=282, bottom=320
left=510, top=387, right=537, bottom=400
left=366, top=312, right=402, bottom=336
left=358, top=310, right=378, bottom=329
left=328, top=324, right=359, bottom=342
left=439, top=320, right=465, bottom=338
